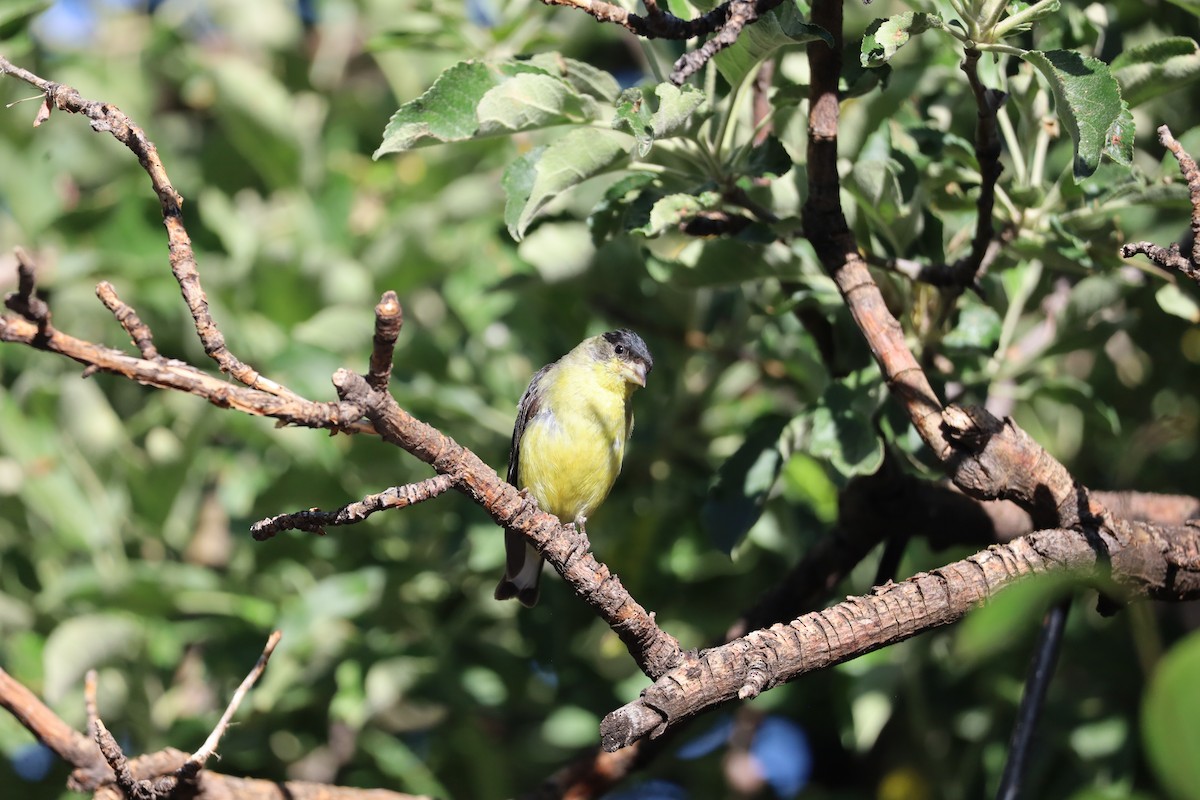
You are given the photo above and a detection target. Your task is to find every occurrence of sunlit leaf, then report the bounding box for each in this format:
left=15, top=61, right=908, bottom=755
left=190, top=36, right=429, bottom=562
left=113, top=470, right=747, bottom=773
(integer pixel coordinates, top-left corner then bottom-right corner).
left=1111, top=37, right=1200, bottom=107
left=861, top=12, right=944, bottom=68
left=1021, top=49, right=1134, bottom=180
left=375, top=60, right=594, bottom=156
left=501, top=127, right=632, bottom=240
left=715, top=3, right=832, bottom=86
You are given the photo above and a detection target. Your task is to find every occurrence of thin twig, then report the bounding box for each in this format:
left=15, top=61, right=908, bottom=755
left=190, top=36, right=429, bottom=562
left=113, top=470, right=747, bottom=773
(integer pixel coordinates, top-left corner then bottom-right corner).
left=86, top=670, right=154, bottom=800
left=368, top=291, right=403, bottom=392
left=953, top=48, right=1004, bottom=289
left=1120, top=125, right=1200, bottom=283
left=96, top=281, right=159, bottom=360
left=4, top=247, right=51, bottom=336
left=536, top=0, right=783, bottom=85
left=0, top=55, right=294, bottom=398
left=179, top=631, right=283, bottom=776
left=0, top=312, right=375, bottom=433
left=251, top=475, right=455, bottom=539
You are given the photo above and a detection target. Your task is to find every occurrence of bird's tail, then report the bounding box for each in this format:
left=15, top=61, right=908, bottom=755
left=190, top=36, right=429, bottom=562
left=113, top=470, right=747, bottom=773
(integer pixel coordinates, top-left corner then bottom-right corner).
left=494, top=531, right=542, bottom=607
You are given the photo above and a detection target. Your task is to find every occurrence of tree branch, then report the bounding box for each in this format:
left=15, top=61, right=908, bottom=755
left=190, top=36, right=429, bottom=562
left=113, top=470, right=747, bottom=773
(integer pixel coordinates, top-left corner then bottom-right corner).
left=535, top=0, right=784, bottom=85
left=1121, top=125, right=1200, bottom=283
left=0, top=638, right=426, bottom=799
left=251, top=475, right=457, bottom=538
left=600, top=519, right=1200, bottom=750
left=0, top=54, right=293, bottom=397
left=330, top=369, right=686, bottom=678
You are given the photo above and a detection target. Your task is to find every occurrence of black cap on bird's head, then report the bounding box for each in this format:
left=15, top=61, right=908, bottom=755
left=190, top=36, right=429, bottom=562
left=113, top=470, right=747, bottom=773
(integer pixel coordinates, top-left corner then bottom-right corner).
left=600, top=329, right=653, bottom=387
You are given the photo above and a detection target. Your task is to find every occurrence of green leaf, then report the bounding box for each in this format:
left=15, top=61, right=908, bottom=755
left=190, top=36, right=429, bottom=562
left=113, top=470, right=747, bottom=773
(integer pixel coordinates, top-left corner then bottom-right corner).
left=1143, top=629, right=1200, bottom=800
left=632, top=191, right=723, bottom=237
left=588, top=172, right=659, bottom=242
left=644, top=236, right=790, bottom=287
left=43, top=613, right=143, bottom=703
left=703, top=414, right=791, bottom=555
left=1111, top=37, right=1200, bottom=108
left=1156, top=284, right=1200, bottom=323
left=649, top=83, right=707, bottom=137
left=943, top=303, right=1002, bottom=351
left=501, top=128, right=631, bottom=240
left=1164, top=0, right=1200, bottom=19
left=714, top=3, right=832, bottom=86
left=791, top=378, right=885, bottom=477
left=361, top=730, right=453, bottom=798
left=526, top=53, right=622, bottom=102
left=613, top=88, right=655, bottom=157
left=476, top=72, right=594, bottom=133
left=612, top=84, right=706, bottom=157
left=955, top=576, right=1073, bottom=665
left=374, top=60, right=593, bottom=156
left=861, top=12, right=944, bottom=68
left=1020, top=49, right=1134, bottom=180
left=741, top=136, right=793, bottom=181
left=0, top=0, right=49, bottom=40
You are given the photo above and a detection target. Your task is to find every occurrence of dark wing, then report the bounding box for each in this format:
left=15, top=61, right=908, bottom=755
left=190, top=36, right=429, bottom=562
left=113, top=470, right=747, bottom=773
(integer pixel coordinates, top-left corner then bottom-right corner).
left=507, top=362, right=554, bottom=486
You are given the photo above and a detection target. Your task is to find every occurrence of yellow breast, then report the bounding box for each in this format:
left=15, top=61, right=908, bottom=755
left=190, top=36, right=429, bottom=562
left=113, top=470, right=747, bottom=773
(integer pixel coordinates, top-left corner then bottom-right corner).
left=516, top=361, right=632, bottom=523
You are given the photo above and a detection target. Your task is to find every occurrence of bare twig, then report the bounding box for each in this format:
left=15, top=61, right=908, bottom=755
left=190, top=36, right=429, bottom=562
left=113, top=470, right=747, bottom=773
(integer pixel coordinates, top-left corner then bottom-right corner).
left=535, top=0, right=784, bottom=85
left=0, top=55, right=293, bottom=397
left=96, top=281, right=159, bottom=360
left=1121, top=125, right=1200, bottom=282
left=190, top=631, right=280, bottom=769
left=251, top=475, right=456, bottom=539
left=4, top=247, right=51, bottom=336
left=0, top=312, right=374, bottom=432
left=996, top=597, right=1070, bottom=800
left=953, top=48, right=1005, bottom=289
left=86, top=670, right=153, bottom=800
left=368, top=291, right=403, bottom=392
left=669, top=0, right=784, bottom=84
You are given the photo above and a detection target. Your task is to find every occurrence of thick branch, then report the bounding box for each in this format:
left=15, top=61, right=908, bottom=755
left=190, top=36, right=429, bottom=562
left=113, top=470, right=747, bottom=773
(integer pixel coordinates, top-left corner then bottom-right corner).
left=802, top=0, right=949, bottom=459
left=600, top=520, right=1200, bottom=750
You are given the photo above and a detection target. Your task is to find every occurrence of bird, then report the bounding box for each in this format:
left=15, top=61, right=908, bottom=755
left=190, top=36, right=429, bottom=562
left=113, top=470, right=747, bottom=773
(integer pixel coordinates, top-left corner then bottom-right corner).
left=494, top=329, right=654, bottom=607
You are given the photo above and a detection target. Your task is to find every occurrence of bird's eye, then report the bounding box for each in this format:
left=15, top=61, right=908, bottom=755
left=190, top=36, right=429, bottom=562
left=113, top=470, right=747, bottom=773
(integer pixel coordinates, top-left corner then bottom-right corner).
left=614, top=344, right=625, bottom=355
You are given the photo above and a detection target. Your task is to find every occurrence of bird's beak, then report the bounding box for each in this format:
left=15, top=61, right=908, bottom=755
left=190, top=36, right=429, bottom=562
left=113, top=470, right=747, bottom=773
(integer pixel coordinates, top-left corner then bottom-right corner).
left=624, top=360, right=647, bottom=387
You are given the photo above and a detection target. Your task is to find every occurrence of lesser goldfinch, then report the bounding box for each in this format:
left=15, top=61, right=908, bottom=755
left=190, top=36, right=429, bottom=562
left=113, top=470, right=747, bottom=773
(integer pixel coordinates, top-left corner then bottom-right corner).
left=494, top=329, right=654, bottom=607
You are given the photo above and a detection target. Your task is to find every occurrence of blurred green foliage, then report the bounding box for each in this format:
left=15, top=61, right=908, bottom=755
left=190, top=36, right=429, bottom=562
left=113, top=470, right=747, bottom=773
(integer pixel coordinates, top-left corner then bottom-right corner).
left=1, top=1, right=1200, bottom=798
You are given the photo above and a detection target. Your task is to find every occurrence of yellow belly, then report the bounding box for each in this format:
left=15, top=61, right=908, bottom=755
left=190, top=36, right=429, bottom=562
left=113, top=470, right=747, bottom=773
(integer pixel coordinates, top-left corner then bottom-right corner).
left=517, top=378, right=629, bottom=523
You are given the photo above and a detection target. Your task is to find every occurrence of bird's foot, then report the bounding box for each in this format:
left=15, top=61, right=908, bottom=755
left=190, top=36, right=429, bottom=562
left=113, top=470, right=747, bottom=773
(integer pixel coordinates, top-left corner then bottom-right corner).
left=568, top=518, right=591, bottom=551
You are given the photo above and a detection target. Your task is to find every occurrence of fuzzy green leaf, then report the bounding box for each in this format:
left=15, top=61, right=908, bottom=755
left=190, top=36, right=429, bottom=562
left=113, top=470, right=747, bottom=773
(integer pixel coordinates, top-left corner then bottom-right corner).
left=501, top=128, right=631, bottom=240
left=375, top=60, right=593, bottom=156
left=861, top=12, right=943, bottom=68
left=1111, top=37, right=1200, bottom=107
left=715, top=4, right=832, bottom=86
left=1021, top=49, right=1134, bottom=180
